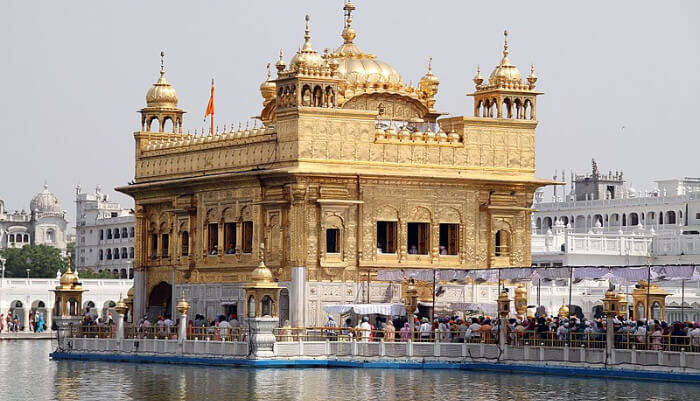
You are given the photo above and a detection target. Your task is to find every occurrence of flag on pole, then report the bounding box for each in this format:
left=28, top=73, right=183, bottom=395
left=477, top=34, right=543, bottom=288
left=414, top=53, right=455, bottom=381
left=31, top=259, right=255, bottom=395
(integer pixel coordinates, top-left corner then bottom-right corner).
left=204, top=78, right=215, bottom=135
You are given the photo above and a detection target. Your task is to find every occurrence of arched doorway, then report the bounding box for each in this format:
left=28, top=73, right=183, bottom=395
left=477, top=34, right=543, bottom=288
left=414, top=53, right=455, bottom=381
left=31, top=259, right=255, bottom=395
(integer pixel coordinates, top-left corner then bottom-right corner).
left=9, top=300, right=25, bottom=331
left=148, top=281, right=172, bottom=319
left=31, top=300, right=47, bottom=332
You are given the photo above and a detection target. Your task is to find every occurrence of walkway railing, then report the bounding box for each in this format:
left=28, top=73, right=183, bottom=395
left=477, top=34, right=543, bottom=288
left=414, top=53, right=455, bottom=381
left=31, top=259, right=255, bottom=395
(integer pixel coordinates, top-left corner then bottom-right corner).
left=273, top=327, right=499, bottom=344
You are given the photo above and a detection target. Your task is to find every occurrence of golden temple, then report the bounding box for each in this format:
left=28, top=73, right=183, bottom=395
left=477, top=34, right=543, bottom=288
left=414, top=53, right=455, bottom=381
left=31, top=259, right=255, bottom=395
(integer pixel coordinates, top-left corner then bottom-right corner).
left=117, top=2, right=553, bottom=325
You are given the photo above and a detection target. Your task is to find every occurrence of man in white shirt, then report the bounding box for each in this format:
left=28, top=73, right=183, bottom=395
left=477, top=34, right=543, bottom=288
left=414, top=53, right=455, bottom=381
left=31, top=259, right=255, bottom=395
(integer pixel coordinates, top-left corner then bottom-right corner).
left=358, top=316, right=372, bottom=341
left=419, top=317, right=432, bottom=342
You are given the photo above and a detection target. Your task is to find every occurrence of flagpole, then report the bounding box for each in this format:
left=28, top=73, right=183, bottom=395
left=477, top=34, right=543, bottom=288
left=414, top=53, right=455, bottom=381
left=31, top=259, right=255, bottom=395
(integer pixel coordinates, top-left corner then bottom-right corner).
left=210, top=78, right=214, bottom=135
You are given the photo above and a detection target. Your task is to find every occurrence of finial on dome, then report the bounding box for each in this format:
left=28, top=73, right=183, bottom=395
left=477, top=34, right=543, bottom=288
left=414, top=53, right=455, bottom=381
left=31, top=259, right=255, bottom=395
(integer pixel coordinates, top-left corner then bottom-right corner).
left=160, top=51, right=165, bottom=75
left=266, top=62, right=271, bottom=80
left=302, top=14, right=313, bottom=51
left=428, top=56, right=433, bottom=73
left=342, top=1, right=357, bottom=44
left=473, top=65, right=484, bottom=86
left=527, top=63, right=538, bottom=85
left=275, top=49, right=286, bottom=72
left=44, top=180, right=48, bottom=190
left=503, top=29, right=509, bottom=57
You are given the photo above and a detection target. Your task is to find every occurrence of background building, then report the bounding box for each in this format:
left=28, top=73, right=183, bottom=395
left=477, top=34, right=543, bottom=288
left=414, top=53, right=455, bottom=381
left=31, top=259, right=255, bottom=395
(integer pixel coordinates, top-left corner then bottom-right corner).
left=0, top=184, right=70, bottom=255
left=75, top=185, right=135, bottom=278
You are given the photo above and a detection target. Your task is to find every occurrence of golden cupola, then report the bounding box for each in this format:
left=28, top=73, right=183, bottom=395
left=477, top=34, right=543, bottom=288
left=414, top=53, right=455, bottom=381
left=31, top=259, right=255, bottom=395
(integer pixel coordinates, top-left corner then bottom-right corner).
left=146, top=52, right=178, bottom=109
left=470, top=31, right=542, bottom=120
left=139, top=52, right=185, bottom=133
left=259, top=63, right=276, bottom=103
left=289, top=15, right=324, bottom=71
left=488, top=31, right=523, bottom=88
left=328, top=1, right=404, bottom=89
left=419, top=57, right=440, bottom=108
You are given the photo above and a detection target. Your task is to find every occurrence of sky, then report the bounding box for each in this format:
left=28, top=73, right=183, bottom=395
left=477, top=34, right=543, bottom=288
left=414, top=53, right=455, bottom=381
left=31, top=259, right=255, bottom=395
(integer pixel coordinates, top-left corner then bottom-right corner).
left=1, top=1, right=698, bottom=228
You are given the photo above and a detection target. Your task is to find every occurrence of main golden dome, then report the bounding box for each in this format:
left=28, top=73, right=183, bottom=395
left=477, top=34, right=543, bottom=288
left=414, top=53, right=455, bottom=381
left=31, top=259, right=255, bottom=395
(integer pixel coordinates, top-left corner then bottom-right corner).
left=328, top=2, right=403, bottom=88
left=58, top=266, right=79, bottom=289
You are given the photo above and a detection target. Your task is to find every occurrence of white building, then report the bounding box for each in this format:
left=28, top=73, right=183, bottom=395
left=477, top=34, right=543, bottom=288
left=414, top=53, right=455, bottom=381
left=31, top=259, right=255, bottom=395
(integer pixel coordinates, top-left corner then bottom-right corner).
left=0, top=184, right=70, bottom=255
left=0, top=274, right=132, bottom=331
left=75, top=185, right=135, bottom=279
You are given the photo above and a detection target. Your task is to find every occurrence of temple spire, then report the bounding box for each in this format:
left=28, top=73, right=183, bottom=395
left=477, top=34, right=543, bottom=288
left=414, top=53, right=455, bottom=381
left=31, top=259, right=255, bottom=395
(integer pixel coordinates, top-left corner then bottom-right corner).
left=503, top=29, right=509, bottom=57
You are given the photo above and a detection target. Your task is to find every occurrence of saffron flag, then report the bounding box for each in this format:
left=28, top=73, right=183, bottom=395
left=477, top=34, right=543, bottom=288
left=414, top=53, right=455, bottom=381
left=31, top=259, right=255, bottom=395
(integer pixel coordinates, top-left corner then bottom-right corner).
left=204, top=78, right=214, bottom=134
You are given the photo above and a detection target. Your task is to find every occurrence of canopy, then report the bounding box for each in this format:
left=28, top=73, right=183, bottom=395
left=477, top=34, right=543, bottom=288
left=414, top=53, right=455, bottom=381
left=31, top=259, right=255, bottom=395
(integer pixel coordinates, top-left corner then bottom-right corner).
left=376, top=265, right=700, bottom=284
left=323, top=303, right=406, bottom=316
left=448, top=302, right=497, bottom=314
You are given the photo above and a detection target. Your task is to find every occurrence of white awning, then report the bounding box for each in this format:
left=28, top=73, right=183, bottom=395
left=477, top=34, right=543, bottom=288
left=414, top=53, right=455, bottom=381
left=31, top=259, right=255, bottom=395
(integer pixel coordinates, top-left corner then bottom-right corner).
left=323, top=303, right=406, bottom=316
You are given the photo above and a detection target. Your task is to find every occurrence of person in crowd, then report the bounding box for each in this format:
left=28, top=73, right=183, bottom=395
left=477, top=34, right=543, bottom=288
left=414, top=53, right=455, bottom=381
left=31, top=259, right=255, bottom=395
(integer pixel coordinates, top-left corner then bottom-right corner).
left=400, top=322, right=412, bottom=342
left=357, top=316, right=372, bottom=342
left=36, top=312, right=45, bottom=334
left=324, top=316, right=338, bottom=340
left=384, top=320, right=395, bottom=342
left=419, top=317, right=432, bottom=342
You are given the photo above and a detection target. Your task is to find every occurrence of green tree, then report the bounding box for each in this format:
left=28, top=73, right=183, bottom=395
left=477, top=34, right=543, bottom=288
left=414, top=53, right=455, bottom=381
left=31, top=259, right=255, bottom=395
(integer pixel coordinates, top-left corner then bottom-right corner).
left=78, top=269, right=114, bottom=279
left=0, top=245, right=67, bottom=278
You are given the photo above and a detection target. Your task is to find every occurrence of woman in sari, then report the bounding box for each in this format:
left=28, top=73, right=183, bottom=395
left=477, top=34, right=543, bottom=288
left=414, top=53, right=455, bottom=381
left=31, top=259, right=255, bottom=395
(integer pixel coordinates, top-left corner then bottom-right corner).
left=36, top=313, right=45, bottom=333
left=384, top=320, right=396, bottom=342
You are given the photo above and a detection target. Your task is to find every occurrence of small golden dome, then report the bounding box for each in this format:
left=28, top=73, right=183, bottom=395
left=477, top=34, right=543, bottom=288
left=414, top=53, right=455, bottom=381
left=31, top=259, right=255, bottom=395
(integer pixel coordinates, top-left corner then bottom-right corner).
left=59, top=266, right=79, bottom=287
left=114, top=296, right=128, bottom=315
left=515, top=282, right=527, bottom=297
left=290, top=15, right=324, bottom=70
left=260, top=63, right=276, bottom=101
left=176, top=291, right=190, bottom=314
left=146, top=52, right=178, bottom=108
left=473, top=66, right=484, bottom=86
left=558, top=300, right=569, bottom=317
left=488, top=31, right=523, bottom=87
left=250, top=262, right=273, bottom=283
left=127, top=286, right=134, bottom=298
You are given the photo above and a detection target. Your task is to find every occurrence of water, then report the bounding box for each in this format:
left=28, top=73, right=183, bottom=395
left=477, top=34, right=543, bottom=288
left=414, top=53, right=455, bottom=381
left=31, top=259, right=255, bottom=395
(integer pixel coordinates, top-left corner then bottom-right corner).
left=0, top=341, right=696, bottom=401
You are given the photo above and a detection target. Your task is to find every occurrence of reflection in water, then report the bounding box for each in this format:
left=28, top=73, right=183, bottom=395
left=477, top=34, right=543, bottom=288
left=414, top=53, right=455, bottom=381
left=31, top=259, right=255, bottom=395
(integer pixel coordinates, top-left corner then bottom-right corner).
left=0, top=341, right=696, bottom=400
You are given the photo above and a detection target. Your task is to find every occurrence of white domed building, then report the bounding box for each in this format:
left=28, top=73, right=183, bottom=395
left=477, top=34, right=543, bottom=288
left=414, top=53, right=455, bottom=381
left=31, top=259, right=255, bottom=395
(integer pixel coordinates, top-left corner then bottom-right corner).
left=0, top=183, right=70, bottom=254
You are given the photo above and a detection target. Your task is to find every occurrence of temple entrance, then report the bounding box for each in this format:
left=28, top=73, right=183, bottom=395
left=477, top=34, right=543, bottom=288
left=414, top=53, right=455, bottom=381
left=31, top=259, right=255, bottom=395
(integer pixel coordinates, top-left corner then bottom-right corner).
left=148, top=281, right=172, bottom=319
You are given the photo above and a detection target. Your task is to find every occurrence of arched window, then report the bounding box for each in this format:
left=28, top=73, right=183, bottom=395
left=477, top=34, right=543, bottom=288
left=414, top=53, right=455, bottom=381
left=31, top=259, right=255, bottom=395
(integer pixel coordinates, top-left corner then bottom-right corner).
left=651, top=301, right=661, bottom=320
left=114, top=228, right=120, bottom=239
left=476, top=100, right=483, bottom=117
left=107, top=230, right=112, bottom=240
left=121, top=247, right=127, bottom=259
left=666, top=211, right=676, bottom=225
left=99, top=230, right=104, bottom=240
left=99, top=249, right=104, bottom=260
left=113, top=248, right=120, bottom=260
left=162, top=117, right=174, bottom=133
left=494, top=230, right=511, bottom=256
left=490, top=99, right=498, bottom=118
left=129, top=247, right=134, bottom=259
left=502, top=98, right=512, bottom=118
left=121, top=228, right=128, bottom=238
left=261, top=295, right=273, bottom=316
left=301, top=85, right=312, bottom=107
left=106, top=249, right=112, bottom=259
left=325, top=86, right=335, bottom=107
left=181, top=231, right=190, bottom=256
left=24, top=234, right=29, bottom=242
left=535, top=217, right=542, bottom=231
left=9, top=234, right=14, bottom=242
left=629, top=213, right=639, bottom=226
left=148, top=117, right=159, bottom=132
left=636, top=302, right=645, bottom=320
left=248, top=295, right=256, bottom=318
left=129, top=227, right=134, bottom=237
left=313, top=85, right=323, bottom=107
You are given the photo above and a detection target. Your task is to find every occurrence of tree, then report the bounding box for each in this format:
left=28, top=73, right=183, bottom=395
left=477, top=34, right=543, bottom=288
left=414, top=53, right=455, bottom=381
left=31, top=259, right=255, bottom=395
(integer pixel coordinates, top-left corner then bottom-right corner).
left=0, top=245, right=67, bottom=278
left=78, top=269, right=114, bottom=279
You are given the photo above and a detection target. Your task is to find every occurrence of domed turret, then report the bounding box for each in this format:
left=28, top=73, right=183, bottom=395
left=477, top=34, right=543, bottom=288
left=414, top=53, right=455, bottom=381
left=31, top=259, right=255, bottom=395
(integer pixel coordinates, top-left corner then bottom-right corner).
left=289, top=15, right=324, bottom=71
left=259, top=63, right=276, bottom=102
left=139, top=52, right=185, bottom=133
left=419, top=57, right=440, bottom=108
left=58, top=266, right=80, bottom=289
left=146, top=52, right=178, bottom=108
left=488, top=30, right=523, bottom=87
left=31, top=183, right=62, bottom=214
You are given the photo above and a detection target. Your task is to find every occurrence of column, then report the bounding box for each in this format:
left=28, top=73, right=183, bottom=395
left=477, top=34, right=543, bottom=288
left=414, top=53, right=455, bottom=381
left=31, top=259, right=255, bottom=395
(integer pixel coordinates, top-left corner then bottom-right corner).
left=45, top=309, right=52, bottom=331
left=116, top=312, right=125, bottom=340
left=605, top=316, right=614, bottom=355
left=178, top=310, right=188, bottom=343
left=22, top=307, right=29, bottom=332
left=290, top=267, right=306, bottom=327
left=133, top=270, right=146, bottom=322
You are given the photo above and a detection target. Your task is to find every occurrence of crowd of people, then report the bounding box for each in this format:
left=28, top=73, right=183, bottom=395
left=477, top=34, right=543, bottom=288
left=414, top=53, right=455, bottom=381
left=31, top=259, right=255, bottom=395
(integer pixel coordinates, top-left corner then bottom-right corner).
left=135, top=313, right=245, bottom=340
left=320, top=313, right=700, bottom=350
left=0, top=311, right=46, bottom=333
